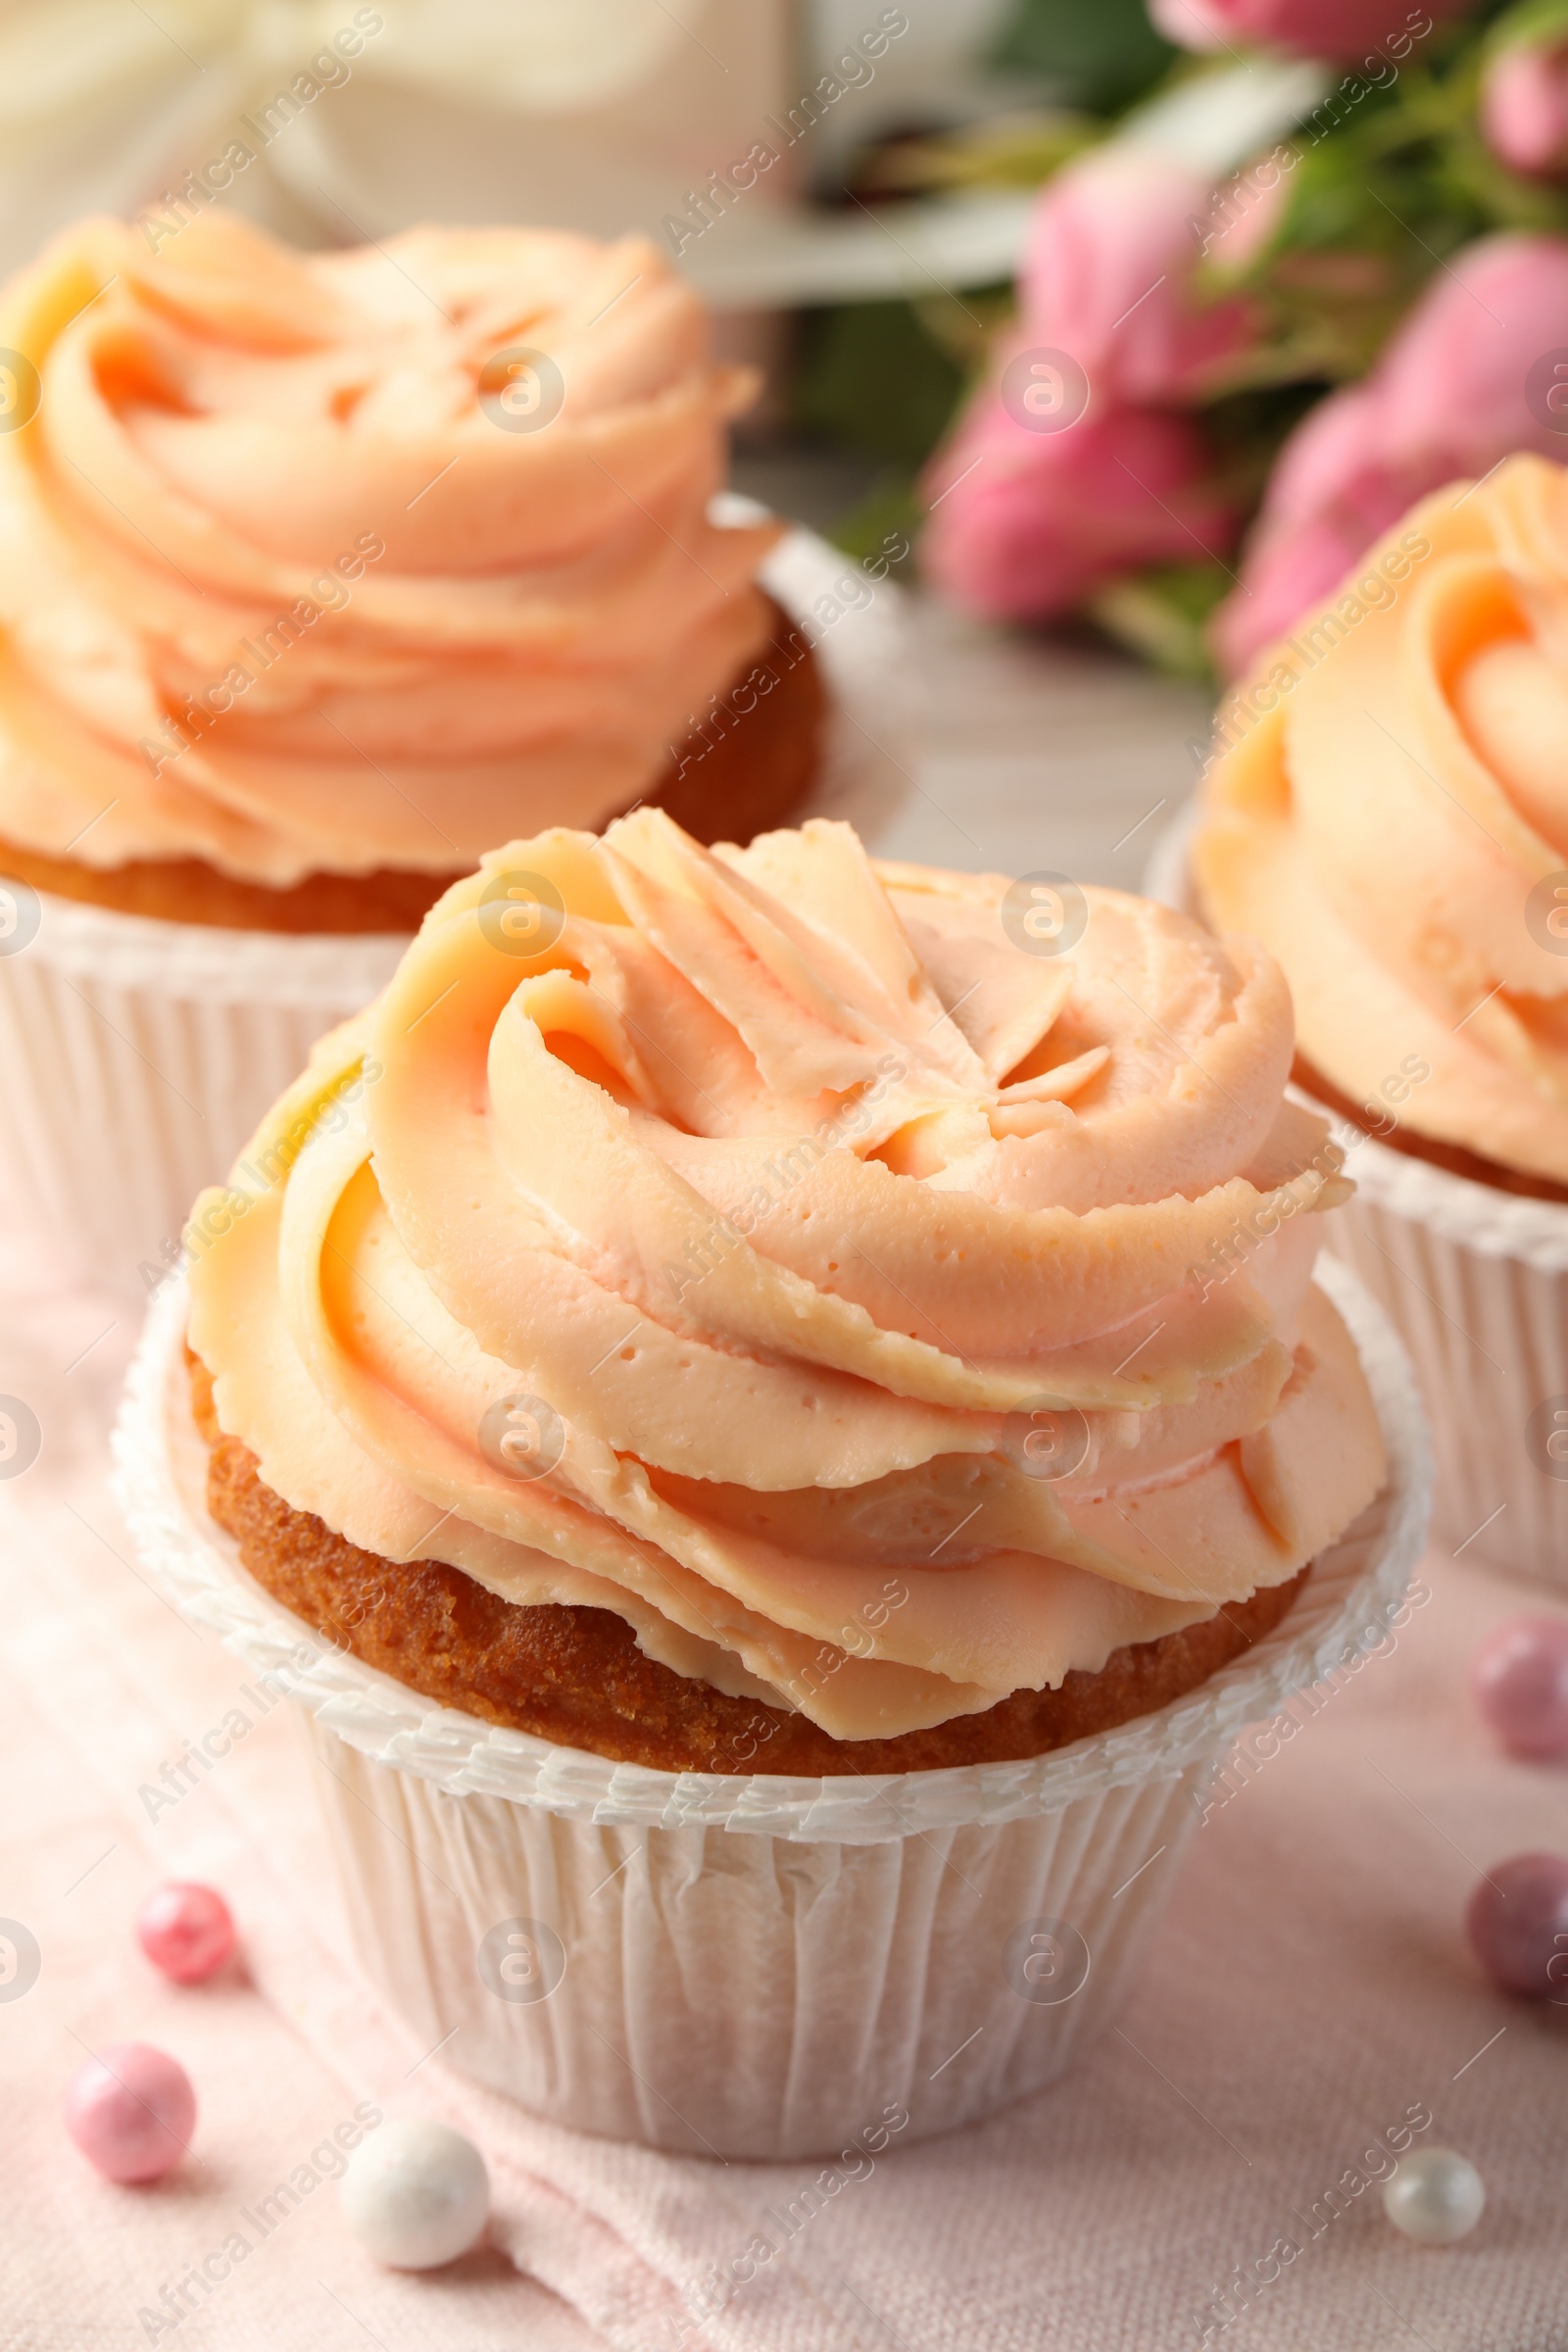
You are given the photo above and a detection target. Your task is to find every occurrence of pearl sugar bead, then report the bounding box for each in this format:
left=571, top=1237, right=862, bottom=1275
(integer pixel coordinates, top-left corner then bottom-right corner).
left=1472, top=1614, right=1568, bottom=1759
left=64, top=2042, right=196, bottom=2182
left=1383, top=2148, right=1486, bottom=2244
left=135, top=1883, right=236, bottom=1984
left=1466, top=1850, right=1568, bottom=1997
left=340, top=2118, right=489, bottom=2270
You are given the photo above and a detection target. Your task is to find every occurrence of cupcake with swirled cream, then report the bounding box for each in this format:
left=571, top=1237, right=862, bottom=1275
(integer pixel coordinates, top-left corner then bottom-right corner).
left=1194, top=452, right=1568, bottom=1586
left=182, top=808, right=1388, bottom=1767
left=0, top=210, right=820, bottom=929
left=0, top=210, right=825, bottom=1284
left=1196, top=453, right=1568, bottom=1198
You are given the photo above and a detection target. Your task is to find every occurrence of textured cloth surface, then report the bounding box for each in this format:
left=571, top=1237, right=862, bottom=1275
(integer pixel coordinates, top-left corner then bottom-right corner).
left=2, top=1249, right=1565, bottom=2352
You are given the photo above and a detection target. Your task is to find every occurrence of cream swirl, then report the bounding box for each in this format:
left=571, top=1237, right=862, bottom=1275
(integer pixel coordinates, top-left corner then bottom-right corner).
left=0, top=212, right=775, bottom=885
left=1198, top=454, right=1568, bottom=1185
left=187, top=811, right=1387, bottom=1740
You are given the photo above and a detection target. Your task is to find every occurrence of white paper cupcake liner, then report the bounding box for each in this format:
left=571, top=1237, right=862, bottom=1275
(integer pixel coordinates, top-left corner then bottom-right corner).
left=1302, top=1149, right=1568, bottom=1586
left=0, top=520, right=904, bottom=1296
left=114, top=1258, right=1427, bottom=2159
left=1148, top=801, right=1568, bottom=1591
left=0, top=896, right=404, bottom=1293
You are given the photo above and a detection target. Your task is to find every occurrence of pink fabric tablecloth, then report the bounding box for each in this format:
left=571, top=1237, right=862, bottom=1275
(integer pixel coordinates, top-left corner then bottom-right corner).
left=2, top=1246, right=1564, bottom=2352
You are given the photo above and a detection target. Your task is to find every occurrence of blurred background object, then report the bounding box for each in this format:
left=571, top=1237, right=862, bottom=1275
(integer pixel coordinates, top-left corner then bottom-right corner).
left=911, top=0, right=1568, bottom=678
left=5, top=0, right=1565, bottom=684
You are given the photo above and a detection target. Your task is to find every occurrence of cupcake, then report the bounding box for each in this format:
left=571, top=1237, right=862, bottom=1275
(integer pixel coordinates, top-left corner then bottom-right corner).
left=0, top=211, right=823, bottom=1281
left=118, top=810, right=1422, bottom=2158
left=1195, top=453, right=1568, bottom=1586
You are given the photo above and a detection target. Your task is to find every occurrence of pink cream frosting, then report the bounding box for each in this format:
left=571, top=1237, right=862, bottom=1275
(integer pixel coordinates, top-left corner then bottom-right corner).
left=1197, top=455, right=1568, bottom=1186
left=0, top=213, right=776, bottom=885
left=186, top=812, right=1387, bottom=1740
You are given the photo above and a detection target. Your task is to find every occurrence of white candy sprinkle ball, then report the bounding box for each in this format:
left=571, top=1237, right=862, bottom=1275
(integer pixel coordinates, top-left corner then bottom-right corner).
left=340, top=2118, right=489, bottom=2270
left=1383, top=2148, right=1486, bottom=2245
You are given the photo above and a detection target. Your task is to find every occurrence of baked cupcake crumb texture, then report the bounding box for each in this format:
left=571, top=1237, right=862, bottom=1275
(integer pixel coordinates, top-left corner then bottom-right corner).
left=0, top=599, right=822, bottom=932
left=192, top=1348, right=1307, bottom=1773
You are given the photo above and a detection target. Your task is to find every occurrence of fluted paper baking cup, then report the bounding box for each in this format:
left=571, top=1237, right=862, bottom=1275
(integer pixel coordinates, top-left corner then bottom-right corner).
left=114, top=1260, right=1428, bottom=2159
left=0, top=891, right=405, bottom=1291
left=1148, top=801, right=1568, bottom=1590
left=1306, top=1152, right=1568, bottom=1585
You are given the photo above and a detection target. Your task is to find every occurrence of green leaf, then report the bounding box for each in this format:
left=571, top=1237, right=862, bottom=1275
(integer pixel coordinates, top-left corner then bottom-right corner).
left=1084, top=564, right=1231, bottom=681
left=851, top=109, right=1097, bottom=200
left=823, top=472, right=925, bottom=567
left=1485, top=0, right=1568, bottom=56
left=988, top=0, right=1178, bottom=113
left=792, top=298, right=972, bottom=470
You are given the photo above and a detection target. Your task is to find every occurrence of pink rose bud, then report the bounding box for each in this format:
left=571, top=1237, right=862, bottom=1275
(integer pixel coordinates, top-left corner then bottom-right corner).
left=1482, top=40, right=1568, bottom=177
left=1214, top=232, right=1568, bottom=674
left=922, top=397, right=1235, bottom=623
left=1151, top=0, right=1471, bottom=63
left=918, top=143, right=1251, bottom=624
left=1018, top=147, right=1255, bottom=408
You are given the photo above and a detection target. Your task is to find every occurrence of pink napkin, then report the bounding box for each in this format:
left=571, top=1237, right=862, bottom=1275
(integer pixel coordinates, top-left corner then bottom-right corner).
left=2, top=1252, right=1563, bottom=2352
